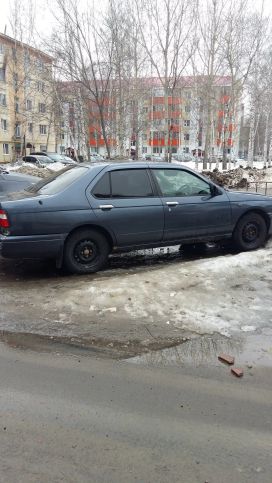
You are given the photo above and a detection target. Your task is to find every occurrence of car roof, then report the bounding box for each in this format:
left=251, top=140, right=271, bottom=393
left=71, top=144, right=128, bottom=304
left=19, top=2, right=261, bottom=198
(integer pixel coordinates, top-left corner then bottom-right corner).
left=81, top=161, right=189, bottom=169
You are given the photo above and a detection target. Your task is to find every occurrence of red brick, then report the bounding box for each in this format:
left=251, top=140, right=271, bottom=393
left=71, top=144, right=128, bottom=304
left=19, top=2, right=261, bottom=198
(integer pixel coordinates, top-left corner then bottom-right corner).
left=231, top=367, right=244, bottom=377
left=218, top=353, right=235, bottom=365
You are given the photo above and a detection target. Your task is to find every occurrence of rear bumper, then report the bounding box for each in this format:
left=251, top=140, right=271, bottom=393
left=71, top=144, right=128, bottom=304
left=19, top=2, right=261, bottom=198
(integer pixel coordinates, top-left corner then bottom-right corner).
left=0, top=233, right=66, bottom=259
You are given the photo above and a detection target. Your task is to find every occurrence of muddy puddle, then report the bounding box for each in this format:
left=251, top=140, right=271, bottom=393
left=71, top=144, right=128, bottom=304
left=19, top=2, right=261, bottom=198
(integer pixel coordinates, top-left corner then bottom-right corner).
left=126, top=328, right=272, bottom=369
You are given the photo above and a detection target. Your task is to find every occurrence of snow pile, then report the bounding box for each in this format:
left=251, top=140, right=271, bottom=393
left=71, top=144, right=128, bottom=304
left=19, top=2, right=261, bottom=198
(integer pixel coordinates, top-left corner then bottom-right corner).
left=48, top=242, right=272, bottom=338
left=204, top=167, right=272, bottom=189
left=7, top=162, right=66, bottom=178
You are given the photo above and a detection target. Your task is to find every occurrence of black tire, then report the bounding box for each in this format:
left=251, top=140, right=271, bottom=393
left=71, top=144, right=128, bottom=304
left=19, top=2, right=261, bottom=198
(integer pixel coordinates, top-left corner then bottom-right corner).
left=64, top=229, right=110, bottom=274
left=233, top=212, right=267, bottom=251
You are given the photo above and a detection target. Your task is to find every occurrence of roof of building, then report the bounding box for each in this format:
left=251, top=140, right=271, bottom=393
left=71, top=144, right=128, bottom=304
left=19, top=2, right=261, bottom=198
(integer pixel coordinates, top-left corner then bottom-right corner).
left=0, top=32, right=53, bottom=61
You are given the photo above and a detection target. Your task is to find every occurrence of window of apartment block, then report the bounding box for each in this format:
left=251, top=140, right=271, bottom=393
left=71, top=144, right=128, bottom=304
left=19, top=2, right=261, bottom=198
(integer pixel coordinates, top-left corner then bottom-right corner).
left=0, top=93, right=6, bottom=106
left=39, top=125, right=47, bottom=135
left=184, top=133, right=190, bottom=141
left=153, top=88, right=164, bottom=96
left=28, top=123, right=33, bottom=133
left=15, top=98, right=19, bottom=112
left=183, top=147, right=189, bottom=153
left=184, top=120, right=190, bottom=127
left=61, top=133, right=65, bottom=140
left=153, top=147, right=162, bottom=154
left=3, top=143, right=9, bottom=154
left=1, top=119, right=7, bottom=131
left=39, top=103, right=46, bottom=113
left=37, top=81, right=45, bottom=93
left=15, top=123, right=21, bottom=138
left=24, top=77, right=31, bottom=89
left=0, top=44, right=4, bottom=53
left=185, top=105, right=191, bottom=113
left=13, top=73, right=18, bottom=90
left=26, top=99, right=33, bottom=111
left=40, top=144, right=47, bottom=151
left=142, top=147, right=147, bottom=153
left=0, top=67, right=6, bottom=82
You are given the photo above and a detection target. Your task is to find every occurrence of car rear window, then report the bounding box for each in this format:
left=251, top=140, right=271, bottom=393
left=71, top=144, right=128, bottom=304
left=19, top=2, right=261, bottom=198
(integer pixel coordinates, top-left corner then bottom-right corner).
left=26, top=166, right=88, bottom=195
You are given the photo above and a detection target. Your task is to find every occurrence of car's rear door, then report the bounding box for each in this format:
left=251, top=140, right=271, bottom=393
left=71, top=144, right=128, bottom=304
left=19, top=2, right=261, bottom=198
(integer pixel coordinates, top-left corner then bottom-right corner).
left=150, top=167, right=232, bottom=241
left=87, top=167, right=164, bottom=246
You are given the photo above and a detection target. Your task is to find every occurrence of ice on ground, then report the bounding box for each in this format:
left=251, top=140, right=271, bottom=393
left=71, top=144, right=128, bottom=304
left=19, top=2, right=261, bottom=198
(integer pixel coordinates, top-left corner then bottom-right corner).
left=49, top=242, right=272, bottom=337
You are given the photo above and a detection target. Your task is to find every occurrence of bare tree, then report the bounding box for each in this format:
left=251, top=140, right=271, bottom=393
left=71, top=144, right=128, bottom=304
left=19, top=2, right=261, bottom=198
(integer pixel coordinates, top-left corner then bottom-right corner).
left=133, top=0, right=198, bottom=162
left=51, top=0, right=115, bottom=158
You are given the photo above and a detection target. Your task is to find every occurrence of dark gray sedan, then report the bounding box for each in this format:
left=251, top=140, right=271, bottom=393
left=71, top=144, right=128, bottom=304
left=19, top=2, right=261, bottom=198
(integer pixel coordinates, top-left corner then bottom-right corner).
left=0, top=162, right=272, bottom=274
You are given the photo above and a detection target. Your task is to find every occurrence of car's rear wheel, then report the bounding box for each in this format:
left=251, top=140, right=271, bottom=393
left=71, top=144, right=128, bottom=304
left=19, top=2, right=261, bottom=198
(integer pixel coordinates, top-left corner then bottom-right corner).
left=64, top=229, right=110, bottom=274
left=232, top=212, right=267, bottom=251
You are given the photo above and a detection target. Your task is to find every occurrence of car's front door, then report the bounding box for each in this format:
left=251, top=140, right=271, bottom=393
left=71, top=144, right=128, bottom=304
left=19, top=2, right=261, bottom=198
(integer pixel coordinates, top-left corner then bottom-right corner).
left=150, top=167, right=232, bottom=241
left=88, top=167, right=164, bottom=246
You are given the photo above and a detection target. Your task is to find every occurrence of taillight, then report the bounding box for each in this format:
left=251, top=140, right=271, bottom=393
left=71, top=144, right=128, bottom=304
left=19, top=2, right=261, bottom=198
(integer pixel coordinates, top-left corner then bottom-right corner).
left=0, top=210, right=10, bottom=228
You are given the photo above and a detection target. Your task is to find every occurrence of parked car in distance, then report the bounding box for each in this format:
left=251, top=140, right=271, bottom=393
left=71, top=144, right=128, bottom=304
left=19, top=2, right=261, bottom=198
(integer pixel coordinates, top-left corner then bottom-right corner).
left=90, top=153, right=105, bottom=161
left=30, top=152, right=77, bottom=165
left=172, top=153, right=194, bottom=162
left=22, top=155, right=54, bottom=167
left=0, top=168, right=40, bottom=199
left=142, top=153, right=164, bottom=162
left=1, top=162, right=272, bottom=274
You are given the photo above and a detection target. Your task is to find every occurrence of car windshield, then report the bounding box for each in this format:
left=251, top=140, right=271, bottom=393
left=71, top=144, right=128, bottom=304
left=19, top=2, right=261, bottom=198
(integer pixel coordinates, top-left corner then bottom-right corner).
left=47, top=154, right=65, bottom=162
left=37, top=156, right=53, bottom=163
left=26, top=166, right=88, bottom=194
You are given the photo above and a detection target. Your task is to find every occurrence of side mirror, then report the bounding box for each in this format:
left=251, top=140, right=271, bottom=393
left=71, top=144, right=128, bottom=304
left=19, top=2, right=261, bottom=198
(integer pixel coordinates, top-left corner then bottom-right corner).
left=210, top=184, right=221, bottom=197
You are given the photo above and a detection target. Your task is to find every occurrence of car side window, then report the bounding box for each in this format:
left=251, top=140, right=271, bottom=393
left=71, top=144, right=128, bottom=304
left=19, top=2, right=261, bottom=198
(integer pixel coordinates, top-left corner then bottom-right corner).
left=152, top=169, right=211, bottom=197
left=92, top=173, right=111, bottom=198
left=92, top=169, right=154, bottom=198
left=111, top=169, right=153, bottom=198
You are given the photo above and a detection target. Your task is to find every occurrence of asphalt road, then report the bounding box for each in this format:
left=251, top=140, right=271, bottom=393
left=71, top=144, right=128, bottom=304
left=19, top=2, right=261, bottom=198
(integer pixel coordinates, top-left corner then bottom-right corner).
left=0, top=344, right=271, bottom=483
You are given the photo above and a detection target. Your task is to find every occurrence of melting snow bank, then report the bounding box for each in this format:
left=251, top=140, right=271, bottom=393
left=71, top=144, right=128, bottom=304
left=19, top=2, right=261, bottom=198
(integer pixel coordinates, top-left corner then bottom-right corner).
left=52, top=242, right=272, bottom=338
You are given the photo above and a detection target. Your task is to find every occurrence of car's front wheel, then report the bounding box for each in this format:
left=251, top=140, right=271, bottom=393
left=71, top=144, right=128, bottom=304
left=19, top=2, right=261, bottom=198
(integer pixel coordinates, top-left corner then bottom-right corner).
left=64, top=229, right=110, bottom=274
left=232, top=212, right=267, bottom=251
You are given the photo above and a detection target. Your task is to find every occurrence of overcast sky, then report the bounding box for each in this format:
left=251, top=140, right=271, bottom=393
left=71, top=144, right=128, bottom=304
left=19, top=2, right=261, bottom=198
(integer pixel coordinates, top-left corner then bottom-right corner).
left=0, top=0, right=271, bottom=40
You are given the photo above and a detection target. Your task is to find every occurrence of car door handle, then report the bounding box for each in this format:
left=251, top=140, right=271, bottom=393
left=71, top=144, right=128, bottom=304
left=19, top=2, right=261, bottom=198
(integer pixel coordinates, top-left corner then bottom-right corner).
left=166, top=201, right=179, bottom=206
left=99, top=204, right=114, bottom=210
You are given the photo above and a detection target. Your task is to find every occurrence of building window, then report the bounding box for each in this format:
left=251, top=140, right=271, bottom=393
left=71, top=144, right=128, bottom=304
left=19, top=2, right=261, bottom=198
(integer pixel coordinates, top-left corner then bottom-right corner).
left=15, top=98, right=19, bottom=112
left=3, top=143, right=9, bottom=154
left=0, top=67, right=6, bottom=82
left=153, top=147, right=162, bottom=154
left=142, top=147, right=147, bottom=153
left=183, top=147, right=189, bottom=153
left=1, top=119, right=7, bottom=131
left=15, top=123, right=21, bottom=138
left=0, top=93, right=6, bottom=106
left=184, top=120, right=190, bottom=127
left=26, top=99, right=33, bottom=111
left=37, top=81, right=45, bottom=92
left=0, top=44, right=4, bottom=53
left=24, top=78, right=31, bottom=88
left=38, top=103, right=46, bottom=113
left=13, top=73, right=18, bottom=89
left=40, top=144, right=47, bottom=151
left=39, top=125, right=47, bottom=135
left=28, top=123, right=33, bottom=133
left=185, top=105, right=191, bottom=113
left=61, top=133, right=65, bottom=140
left=184, top=133, right=190, bottom=141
